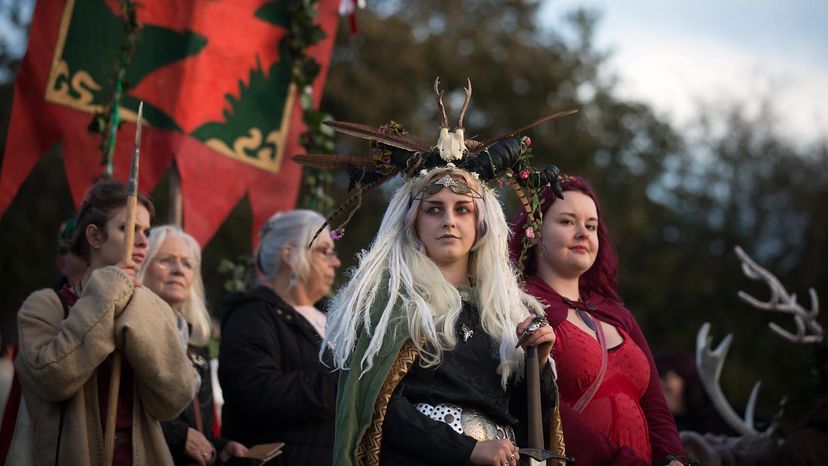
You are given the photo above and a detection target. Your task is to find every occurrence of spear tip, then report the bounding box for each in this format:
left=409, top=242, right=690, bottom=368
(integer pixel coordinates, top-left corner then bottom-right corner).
left=128, top=101, right=144, bottom=195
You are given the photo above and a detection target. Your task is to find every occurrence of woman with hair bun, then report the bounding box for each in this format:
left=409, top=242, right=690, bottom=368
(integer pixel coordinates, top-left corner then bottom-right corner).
left=13, top=179, right=197, bottom=466
left=219, top=209, right=341, bottom=466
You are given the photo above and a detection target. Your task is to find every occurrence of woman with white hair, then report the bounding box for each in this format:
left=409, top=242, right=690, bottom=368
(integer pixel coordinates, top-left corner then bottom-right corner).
left=139, top=226, right=247, bottom=465
left=218, top=210, right=341, bottom=465
left=327, top=164, right=562, bottom=466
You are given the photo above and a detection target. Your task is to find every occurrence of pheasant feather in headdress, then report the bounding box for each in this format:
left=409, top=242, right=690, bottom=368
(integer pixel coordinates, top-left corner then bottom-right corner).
left=292, top=77, right=577, bottom=244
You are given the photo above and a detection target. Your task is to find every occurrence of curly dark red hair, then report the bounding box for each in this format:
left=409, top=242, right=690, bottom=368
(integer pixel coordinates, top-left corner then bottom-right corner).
left=509, top=176, right=620, bottom=301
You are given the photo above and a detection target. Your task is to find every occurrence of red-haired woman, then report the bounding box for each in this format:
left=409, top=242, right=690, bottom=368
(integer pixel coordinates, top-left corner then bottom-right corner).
left=510, top=176, right=686, bottom=466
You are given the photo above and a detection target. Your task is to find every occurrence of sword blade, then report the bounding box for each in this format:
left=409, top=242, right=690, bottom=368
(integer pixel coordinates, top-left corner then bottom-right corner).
left=518, top=447, right=575, bottom=463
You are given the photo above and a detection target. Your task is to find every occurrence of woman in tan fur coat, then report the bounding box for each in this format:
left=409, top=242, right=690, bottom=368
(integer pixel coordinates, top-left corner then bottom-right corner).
left=12, top=180, right=198, bottom=466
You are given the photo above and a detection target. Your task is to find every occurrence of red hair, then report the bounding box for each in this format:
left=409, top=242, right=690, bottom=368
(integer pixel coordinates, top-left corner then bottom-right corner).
left=509, top=176, right=621, bottom=301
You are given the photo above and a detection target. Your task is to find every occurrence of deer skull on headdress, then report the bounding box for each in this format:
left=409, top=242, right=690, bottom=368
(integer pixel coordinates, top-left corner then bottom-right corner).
left=434, top=77, right=472, bottom=162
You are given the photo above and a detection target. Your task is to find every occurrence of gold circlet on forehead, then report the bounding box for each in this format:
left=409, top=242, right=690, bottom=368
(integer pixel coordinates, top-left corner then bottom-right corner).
left=413, top=174, right=484, bottom=202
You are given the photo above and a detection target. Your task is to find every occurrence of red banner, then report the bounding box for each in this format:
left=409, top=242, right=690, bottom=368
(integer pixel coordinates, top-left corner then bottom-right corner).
left=0, top=0, right=339, bottom=246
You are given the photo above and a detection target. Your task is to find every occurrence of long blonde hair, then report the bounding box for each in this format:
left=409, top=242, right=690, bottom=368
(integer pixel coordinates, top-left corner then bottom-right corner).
left=325, top=168, right=544, bottom=386
left=139, top=226, right=212, bottom=347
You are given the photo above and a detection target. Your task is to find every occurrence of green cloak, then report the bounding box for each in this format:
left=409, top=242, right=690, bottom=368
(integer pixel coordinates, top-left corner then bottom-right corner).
left=332, top=285, right=480, bottom=466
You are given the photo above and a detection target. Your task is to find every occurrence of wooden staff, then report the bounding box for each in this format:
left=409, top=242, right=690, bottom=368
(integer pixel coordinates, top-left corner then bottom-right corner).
left=526, top=345, right=544, bottom=466
left=103, top=101, right=143, bottom=465
left=519, top=315, right=573, bottom=465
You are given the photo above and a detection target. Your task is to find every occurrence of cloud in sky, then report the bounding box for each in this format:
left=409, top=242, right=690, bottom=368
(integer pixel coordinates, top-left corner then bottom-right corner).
left=539, top=0, right=828, bottom=142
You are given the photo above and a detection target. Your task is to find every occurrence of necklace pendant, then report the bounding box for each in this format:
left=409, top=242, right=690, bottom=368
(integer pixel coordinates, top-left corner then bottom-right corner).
left=461, top=323, right=474, bottom=342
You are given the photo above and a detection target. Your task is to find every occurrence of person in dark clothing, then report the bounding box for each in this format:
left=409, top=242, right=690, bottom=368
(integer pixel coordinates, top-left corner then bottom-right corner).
left=766, top=395, right=828, bottom=466
left=163, top=346, right=228, bottom=465
left=654, top=350, right=734, bottom=435
left=53, top=216, right=88, bottom=291
left=219, top=210, right=341, bottom=466
left=325, top=168, right=563, bottom=466
left=140, top=226, right=247, bottom=465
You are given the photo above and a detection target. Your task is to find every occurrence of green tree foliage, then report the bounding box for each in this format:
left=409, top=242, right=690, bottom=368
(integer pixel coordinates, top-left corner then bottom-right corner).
left=307, top=1, right=827, bottom=425
left=638, top=101, right=828, bottom=428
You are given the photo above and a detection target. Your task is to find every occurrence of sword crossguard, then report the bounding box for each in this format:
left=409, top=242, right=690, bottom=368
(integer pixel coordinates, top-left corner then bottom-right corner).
left=518, top=447, right=575, bottom=463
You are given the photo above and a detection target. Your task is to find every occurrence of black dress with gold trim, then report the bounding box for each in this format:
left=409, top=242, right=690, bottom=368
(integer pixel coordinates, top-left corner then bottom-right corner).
left=378, top=301, right=556, bottom=465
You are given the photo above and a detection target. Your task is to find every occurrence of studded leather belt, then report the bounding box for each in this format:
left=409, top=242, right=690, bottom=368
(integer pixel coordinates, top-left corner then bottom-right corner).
left=415, top=402, right=516, bottom=443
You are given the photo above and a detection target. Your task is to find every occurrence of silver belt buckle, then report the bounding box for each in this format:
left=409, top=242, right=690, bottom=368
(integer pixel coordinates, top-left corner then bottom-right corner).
left=415, top=402, right=515, bottom=443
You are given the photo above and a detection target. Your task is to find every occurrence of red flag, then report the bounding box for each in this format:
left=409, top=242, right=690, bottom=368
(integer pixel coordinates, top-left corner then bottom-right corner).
left=0, top=0, right=339, bottom=246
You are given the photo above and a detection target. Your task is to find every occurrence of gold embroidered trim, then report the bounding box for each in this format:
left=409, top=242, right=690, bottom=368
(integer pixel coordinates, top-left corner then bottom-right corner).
left=547, top=384, right=567, bottom=466
left=356, top=340, right=419, bottom=466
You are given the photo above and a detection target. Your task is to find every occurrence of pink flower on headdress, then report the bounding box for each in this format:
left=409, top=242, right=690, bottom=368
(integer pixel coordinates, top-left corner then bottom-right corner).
left=525, top=227, right=536, bottom=239
left=519, top=170, right=530, bottom=179
left=522, top=136, right=532, bottom=148
left=330, top=229, right=345, bottom=240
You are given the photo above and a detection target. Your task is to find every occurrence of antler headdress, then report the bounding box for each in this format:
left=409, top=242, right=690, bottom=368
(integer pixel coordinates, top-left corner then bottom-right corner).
left=293, top=77, right=577, bottom=244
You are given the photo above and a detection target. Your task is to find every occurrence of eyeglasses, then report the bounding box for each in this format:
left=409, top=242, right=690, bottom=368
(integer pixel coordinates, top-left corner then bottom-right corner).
left=156, top=255, right=195, bottom=270
left=312, top=246, right=338, bottom=260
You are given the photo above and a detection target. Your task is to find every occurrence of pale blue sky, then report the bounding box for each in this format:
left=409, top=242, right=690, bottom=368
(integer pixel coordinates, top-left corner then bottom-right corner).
left=2, top=1, right=825, bottom=141
left=540, top=0, right=828, bottom=142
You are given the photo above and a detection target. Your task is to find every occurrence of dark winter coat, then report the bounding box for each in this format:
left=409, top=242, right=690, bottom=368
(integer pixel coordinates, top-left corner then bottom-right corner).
left=219, top=286, right=337, bottom=466
left=162, top=345, right=229, bottom=464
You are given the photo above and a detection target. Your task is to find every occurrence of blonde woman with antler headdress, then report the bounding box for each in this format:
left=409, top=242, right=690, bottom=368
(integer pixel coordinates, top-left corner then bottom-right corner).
left=296, top=79, right=574, bottom=466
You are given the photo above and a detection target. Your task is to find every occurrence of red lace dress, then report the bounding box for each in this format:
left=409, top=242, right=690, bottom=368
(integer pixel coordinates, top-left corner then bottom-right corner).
left=553, top=319, right=652, bottom=462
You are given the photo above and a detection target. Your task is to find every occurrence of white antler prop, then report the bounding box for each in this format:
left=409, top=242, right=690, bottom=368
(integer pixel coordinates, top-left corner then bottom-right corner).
left=696, top=323, right=770, bottom=436
left=735, top=246, right=823, bottom=344
left=695, top=245, right=823, bottom=437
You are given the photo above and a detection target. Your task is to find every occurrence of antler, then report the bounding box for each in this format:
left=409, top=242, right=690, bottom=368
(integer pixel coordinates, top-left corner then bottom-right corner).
left=458, top=78, right=472, bottom=129
left=735, top=246, right=823, bottom=344
left=696, top=323, right=771, bottom=436
left=434, top=77, right=448, bottom=129
left=695, top=247, right=822, bottom=437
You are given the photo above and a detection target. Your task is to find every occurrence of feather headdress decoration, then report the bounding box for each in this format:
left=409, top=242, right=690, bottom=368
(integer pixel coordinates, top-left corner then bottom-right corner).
left=292, top=77, right=577, bottom=244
